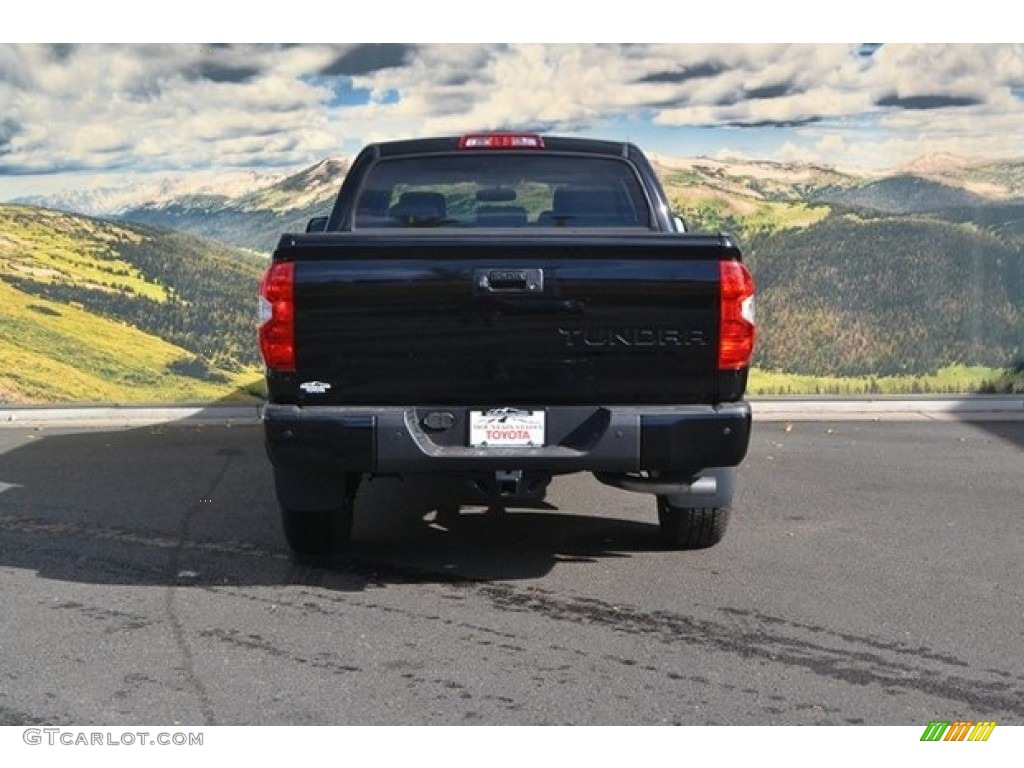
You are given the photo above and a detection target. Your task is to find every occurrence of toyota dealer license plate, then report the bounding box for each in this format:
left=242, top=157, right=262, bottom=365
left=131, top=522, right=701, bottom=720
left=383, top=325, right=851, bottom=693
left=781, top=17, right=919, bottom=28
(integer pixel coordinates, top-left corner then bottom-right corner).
left=469, top=408, right=545, bottom=447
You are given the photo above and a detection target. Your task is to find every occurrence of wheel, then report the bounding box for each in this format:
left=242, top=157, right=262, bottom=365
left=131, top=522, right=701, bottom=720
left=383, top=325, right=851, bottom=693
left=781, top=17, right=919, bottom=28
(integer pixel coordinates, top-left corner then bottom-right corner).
left=657, top=499, right=730, bottom=550
left=273, top=466, right=360, bottom=555
left=281, top=502, right=354, bottom=555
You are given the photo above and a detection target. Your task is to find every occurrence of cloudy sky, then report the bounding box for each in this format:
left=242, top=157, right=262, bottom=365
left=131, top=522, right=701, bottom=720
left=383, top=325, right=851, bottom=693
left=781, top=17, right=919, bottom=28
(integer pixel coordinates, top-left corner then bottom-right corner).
left=1, top=42, right=1023, bottom=199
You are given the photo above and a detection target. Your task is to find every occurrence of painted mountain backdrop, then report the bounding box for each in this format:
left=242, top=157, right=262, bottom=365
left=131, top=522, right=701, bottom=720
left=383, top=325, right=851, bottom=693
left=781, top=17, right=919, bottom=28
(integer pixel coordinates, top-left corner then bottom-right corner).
left=655, top=155, right=1024, bottom=380
left=2, top=151, right=1023, bottom=402
left=0, top=205, right=265, bottom=402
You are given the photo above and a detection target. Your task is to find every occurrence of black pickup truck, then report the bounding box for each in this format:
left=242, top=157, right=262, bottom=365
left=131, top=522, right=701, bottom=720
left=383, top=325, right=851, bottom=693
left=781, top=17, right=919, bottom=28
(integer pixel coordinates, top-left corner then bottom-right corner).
left=259, top=133, right=755, bottom=555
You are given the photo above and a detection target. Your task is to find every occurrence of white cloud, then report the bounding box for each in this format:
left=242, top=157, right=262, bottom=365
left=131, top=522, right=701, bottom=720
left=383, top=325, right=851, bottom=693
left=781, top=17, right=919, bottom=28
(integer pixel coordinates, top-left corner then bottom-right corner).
left=1, top=43, right=1023, bottom=198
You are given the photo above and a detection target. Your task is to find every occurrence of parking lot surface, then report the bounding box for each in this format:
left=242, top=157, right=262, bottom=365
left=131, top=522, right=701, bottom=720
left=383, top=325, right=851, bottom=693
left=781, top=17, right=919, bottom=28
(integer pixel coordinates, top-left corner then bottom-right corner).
left=0, top=418, right=1021, bottom=724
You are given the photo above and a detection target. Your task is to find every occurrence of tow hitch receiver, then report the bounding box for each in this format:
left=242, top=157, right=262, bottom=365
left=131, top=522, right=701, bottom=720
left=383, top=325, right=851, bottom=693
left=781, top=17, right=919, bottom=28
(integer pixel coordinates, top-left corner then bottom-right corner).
left=496, top=469, right=524, bottom=497
left=467, top=470, right=551, bottom=501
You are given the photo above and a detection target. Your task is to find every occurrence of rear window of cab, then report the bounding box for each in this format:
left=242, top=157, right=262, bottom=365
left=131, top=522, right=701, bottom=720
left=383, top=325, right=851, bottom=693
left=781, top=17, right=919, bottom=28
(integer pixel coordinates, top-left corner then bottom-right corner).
left=353, top=154, right=653, bottom=229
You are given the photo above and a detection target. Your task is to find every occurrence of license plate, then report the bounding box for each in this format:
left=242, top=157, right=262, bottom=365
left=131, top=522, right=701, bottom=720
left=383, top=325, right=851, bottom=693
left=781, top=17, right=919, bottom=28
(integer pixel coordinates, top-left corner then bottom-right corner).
left=469, top=408, right=545, bottom=447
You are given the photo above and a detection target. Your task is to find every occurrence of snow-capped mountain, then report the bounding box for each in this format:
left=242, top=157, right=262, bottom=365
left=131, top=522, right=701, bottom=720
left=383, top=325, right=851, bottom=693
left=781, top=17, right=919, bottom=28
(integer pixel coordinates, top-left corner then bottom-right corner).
left=11, top=169, right=289, bottom=217
left=117, top=157, right=351, bottom=253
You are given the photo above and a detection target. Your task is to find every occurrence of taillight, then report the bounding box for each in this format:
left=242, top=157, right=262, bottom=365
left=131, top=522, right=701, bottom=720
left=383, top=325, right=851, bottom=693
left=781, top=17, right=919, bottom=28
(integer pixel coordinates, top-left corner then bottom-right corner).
left=719, top=260, right=756, bottom=370
left=258, top=262, right=295, bottom=372
left=458, top=133, right=545, bottom=149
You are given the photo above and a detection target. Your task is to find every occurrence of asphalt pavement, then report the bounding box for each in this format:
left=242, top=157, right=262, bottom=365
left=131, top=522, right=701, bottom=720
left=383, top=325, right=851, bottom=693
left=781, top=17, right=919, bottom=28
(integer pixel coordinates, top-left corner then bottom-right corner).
left=0, top=415, right=1021, bottom=725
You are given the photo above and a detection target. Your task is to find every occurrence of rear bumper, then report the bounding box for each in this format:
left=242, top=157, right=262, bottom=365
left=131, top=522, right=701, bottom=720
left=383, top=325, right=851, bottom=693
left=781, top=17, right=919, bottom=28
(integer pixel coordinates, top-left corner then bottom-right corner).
left=262, top=402, right=751, bottom=476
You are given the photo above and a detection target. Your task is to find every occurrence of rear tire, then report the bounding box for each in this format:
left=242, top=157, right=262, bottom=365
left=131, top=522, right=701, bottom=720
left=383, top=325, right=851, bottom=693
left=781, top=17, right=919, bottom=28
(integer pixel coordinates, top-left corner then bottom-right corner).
left=281, top=502, right=354, bottom=556
left=273, top=466, right=360, bottom=555
left=656, top=499, right=730, bottom=550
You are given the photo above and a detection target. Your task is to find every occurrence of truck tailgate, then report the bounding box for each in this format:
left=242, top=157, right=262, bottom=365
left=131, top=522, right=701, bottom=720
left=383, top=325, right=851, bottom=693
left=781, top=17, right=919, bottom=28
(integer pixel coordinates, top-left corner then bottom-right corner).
left=273, top=233, right=737, bottom=406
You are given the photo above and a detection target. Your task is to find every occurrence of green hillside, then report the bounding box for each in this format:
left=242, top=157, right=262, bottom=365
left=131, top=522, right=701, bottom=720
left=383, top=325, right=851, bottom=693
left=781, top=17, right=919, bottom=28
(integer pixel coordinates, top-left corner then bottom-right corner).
left=0, top=204, right=265, bottom=403
left=659, top=159, right=1024, bottom=383
left=660, top=165, right=833, bottom=238
left=748, top=211, right=1024, bottom=376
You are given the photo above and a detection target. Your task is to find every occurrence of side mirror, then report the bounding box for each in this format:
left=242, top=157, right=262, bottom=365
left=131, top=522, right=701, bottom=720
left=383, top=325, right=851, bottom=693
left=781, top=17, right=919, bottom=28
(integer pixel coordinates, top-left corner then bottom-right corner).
left=673, top=215, right=688, bottom=233
left=306, top=216, right=328, bottom=233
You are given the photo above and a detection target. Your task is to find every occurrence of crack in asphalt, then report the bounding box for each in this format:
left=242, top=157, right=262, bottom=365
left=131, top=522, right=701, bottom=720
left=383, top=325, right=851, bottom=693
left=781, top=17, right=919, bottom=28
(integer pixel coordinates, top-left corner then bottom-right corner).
left=717, top=605, right=970, bottom=667
left=0, top=511, right=283, bottom=561
left=198, top=628, right=360, bottom=675
left=161, top=452, right=241, bottom=726
left=471, top=583, right=1024, bottom=717
left=47, top=600, right=153, bottom=634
